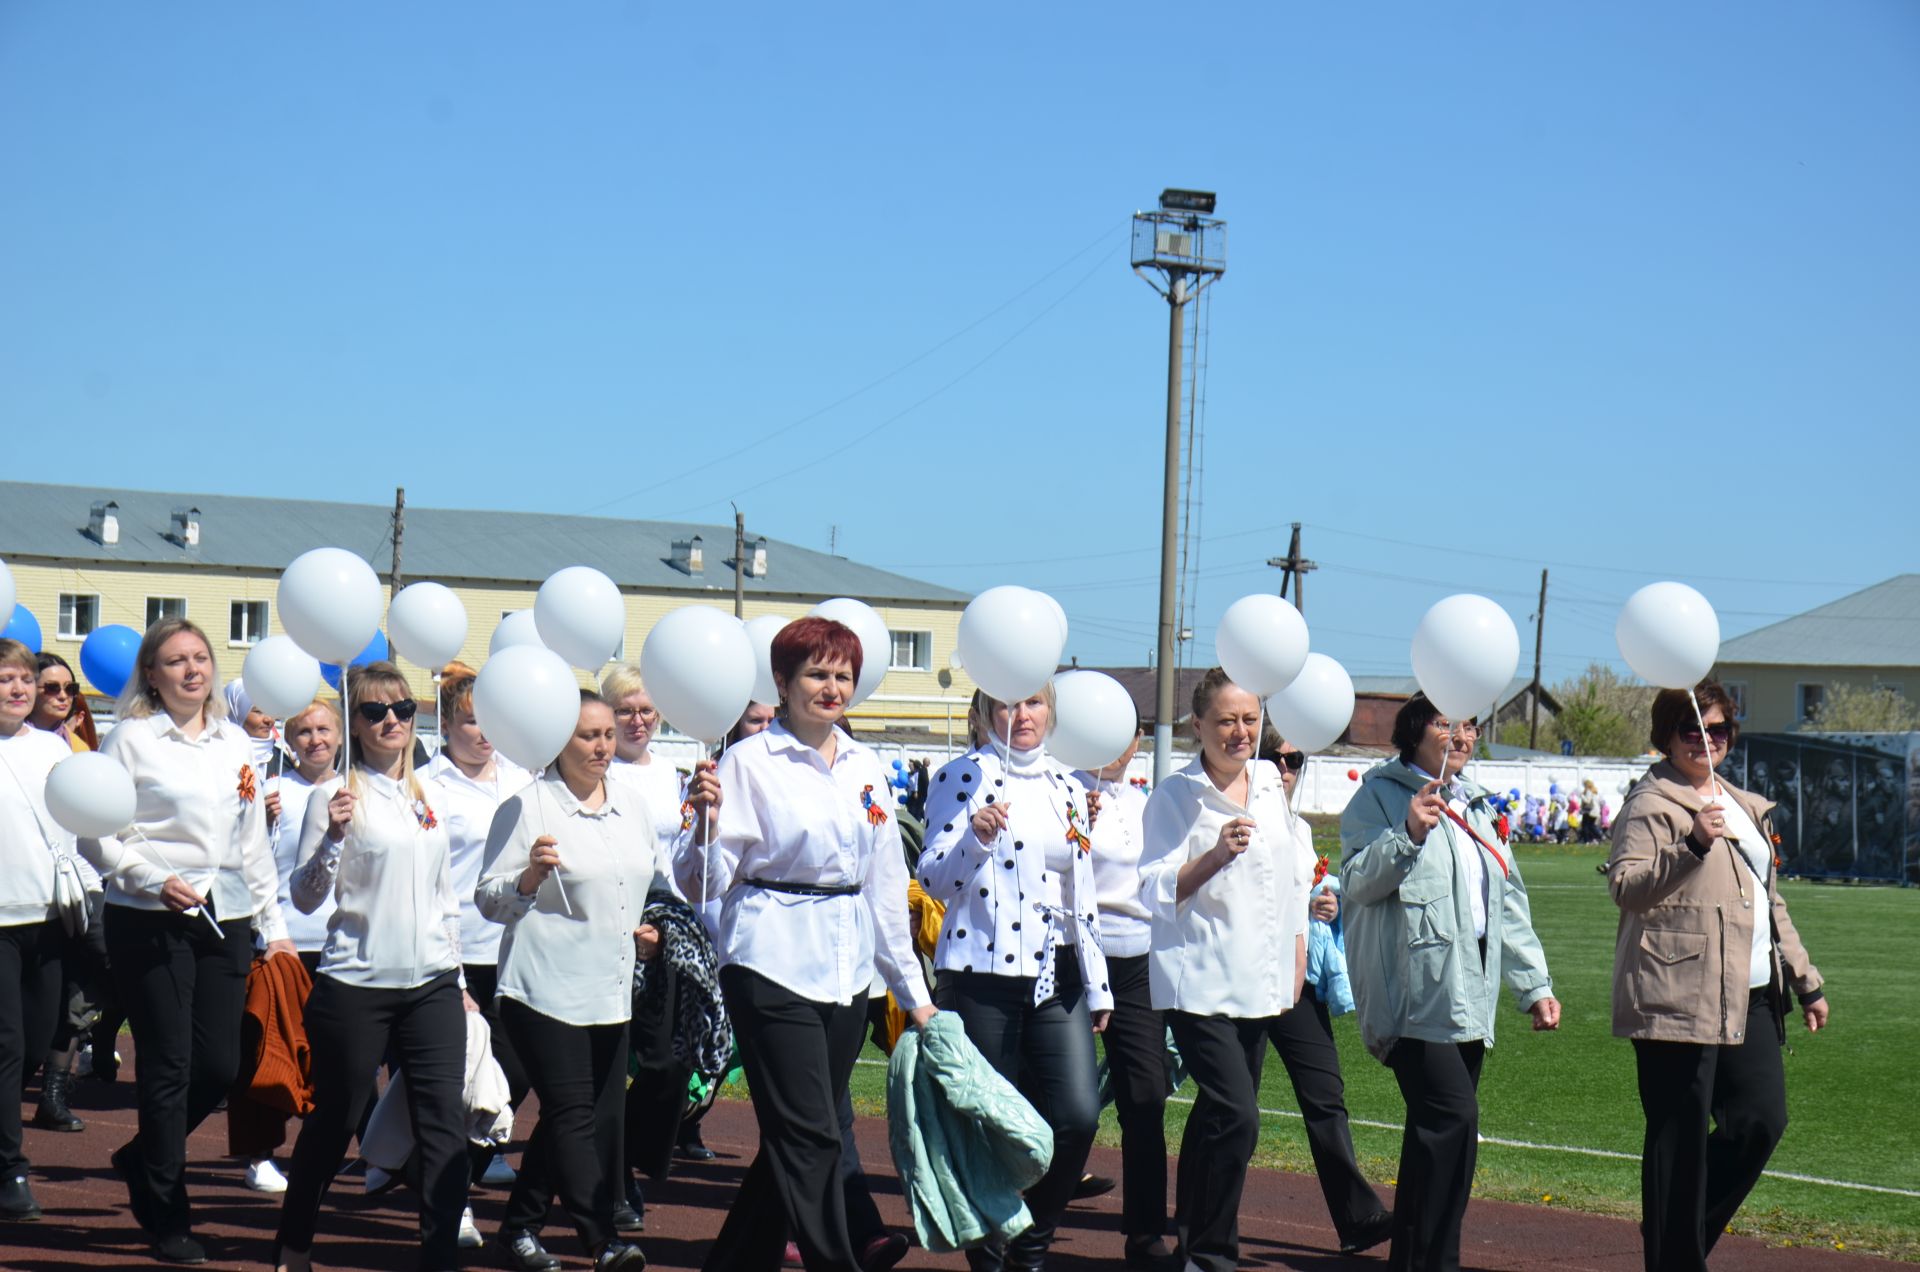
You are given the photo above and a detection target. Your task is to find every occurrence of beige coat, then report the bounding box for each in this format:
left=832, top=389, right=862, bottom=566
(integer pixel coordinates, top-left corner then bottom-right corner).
left=1606, top=763, right=1822, bottom=1045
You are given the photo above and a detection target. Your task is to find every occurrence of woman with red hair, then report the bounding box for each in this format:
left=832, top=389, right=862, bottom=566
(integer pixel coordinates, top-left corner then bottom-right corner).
left=672, top=616, right=930, bottom=1272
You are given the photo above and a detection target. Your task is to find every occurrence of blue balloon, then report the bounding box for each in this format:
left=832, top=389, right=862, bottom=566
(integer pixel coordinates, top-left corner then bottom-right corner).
left=892, top=759, right=904, bottom=770
left=1509, top=788, right=1520, bottom=801
left=80, top=624, right=142, bottom=698
left=2, top=605, right=42, bottom=654
left=321, top=629, right=390, bottom=690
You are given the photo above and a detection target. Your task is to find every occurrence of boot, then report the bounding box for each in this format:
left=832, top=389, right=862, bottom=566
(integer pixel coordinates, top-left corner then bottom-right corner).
left=33, top=1066, right=86, bottom=1133
left=0, top=1174, right=40, bottom=1222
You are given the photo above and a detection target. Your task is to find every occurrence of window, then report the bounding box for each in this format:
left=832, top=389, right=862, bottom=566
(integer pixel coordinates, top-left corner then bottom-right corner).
left=889, top=630, right=932, bottom=671
left=57, top=593, right=100, bottom=640
left=1796, top=682, right=1825, bottom=723
left=146, top=596, right=188, bottom=626
left=230, top=600, right=269, bottom=646
left=1723, top=681, right=1748, bottom=721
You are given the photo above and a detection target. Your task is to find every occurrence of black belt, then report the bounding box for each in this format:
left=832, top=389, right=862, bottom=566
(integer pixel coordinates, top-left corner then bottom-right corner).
left=742, top=877, right=862, bottom=897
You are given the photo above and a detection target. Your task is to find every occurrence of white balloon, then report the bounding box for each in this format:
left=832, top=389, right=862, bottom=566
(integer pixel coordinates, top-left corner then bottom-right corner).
left=45, top=751, right=137, bottom=839
left=1616, top=581, right=1721, bottom=690
left=1265, top=653, right=1356, bottom=754
left=1049, top=670, right=1139, bottom=772
left=242, top=635, right=323, bottom=719
left=1411, top=594, right=1521, bottom=721
left=642, top=607, right=755, bottom=743
left=1216, top=594, right=1311, bottom=698
left=0, top=557, right=14, bottom=626
left=809, top=598, right=891, bottom=707
left=278, top=548, right=383, bottom=665
left=490, top=610, right=545, bottom=655
left=744, top=614, right=790, bottom=707
left=535, top=566, right=627, bottom=670
left=956, top=586, right=1065, bottom=704
left=472, top=645, right=581, bottom=770
left=388, top=582, right=469, bottom=668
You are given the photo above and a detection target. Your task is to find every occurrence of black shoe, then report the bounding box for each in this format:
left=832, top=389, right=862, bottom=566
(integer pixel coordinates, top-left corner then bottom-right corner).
left=34, top=1067, right=86, bottom=1132
left=623, top=1174, right=646, bottom=1229
left=1123, top=1236, right=1178, bottom=1270
left=594, top=1239, right=647, bottom=1270
left=497, top=1227, right=562, bottom=1272
left=151, top=1233, right=209, bottom=1265
left=1071, top=1171, right=1116, bottom=1200
left=0, top=1174, right=41, bottom=1222
left=612, top=1200, right=644, bottom=1235
left=673, top=1126, right=716, bottom=1162
left=1340, top=1210, right=1394, bottom=1255
left=860, top=1231, right=910, bottom=1271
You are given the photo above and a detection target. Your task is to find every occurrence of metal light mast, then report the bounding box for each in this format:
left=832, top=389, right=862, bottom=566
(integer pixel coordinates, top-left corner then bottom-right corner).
left=1132, top=189, right=1226, bottom=783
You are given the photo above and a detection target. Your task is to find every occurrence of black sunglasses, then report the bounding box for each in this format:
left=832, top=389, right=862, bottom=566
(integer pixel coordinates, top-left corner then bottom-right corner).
left=355, top=699, right=419, bottom=724
left=1675, top=722, right=1733, bottom=744
left=1276, top=751, right=1306, bottom=772
left=38, top=682, right=77, bottom=697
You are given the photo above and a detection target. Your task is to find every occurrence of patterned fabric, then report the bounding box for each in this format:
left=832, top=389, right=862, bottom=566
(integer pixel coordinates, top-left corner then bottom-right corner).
left=632, top=887, right=733, bottom=1078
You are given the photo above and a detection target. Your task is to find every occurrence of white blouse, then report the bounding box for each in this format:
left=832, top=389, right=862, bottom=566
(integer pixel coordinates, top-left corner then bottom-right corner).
left=292, top=769, right=460, bottom=990
left=608, top=753, right=690, bottom=849
left=424, top=752, right=534, bottom=967
left=265, top=766, right=336, bottom=953
left=918, top=746, right=1114, bottom=1014
left=479, top=774, right=666, bottom=1027
left=1139, top=757, right=1309, bottom=1018
left=671, top=722, right=930, bottom=1012
left=1075, top=773, right=1152, bottom=959
left=0, top=726, right=77, bottom=927
left=84, top=715, right=287, bottom=943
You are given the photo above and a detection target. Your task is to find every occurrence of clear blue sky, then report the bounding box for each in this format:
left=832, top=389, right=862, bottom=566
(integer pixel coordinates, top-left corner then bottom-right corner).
left=3, top=2, right=1915, bottom=683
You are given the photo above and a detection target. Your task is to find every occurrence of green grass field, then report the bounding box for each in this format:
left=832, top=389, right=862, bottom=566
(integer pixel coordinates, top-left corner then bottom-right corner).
left=819, top=825, right=1920, bottom=1261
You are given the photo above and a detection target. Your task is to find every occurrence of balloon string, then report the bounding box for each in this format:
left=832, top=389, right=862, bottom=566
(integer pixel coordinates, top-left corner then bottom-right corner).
left=695, top=732, right=728, bottom=920
left=536, top=787, right=574, bottom=917
left=130, top=827, right=226, bottom=939
left=1687, top=688, right=1724, bottom=803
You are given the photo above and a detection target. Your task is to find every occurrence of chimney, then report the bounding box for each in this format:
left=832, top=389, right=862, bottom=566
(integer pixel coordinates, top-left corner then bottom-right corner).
left=88, top=500, right=120, bottom=546
left=169, top=505, right=201, bottom=547
left=747, top=536, right=768, bottom=578
left=670, top=535, right=704, bottom=575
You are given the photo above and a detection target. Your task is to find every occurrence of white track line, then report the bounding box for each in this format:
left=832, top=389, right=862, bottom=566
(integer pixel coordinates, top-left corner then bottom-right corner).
left=854, top=1059, right=1920, bottom=1199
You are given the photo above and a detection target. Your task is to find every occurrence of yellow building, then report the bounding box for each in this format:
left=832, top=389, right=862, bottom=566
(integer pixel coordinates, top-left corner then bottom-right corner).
left=1715, top=575, right=1920, bottom=732
left=1, top=482, right=975, bottom=733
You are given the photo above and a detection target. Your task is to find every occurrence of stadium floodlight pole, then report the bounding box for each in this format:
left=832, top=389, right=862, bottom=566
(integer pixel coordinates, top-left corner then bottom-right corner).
left=1132, top=189, right=1225, bottom=784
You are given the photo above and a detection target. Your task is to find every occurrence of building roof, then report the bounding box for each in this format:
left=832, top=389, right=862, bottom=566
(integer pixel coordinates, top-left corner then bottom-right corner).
left=1082, top=666, right=1214, bottom=729
left=0, top=482, right=968, bottom=606
left=1716, top=575, right=1920, bottom=668
left=1351, top=675, right=1547, bottom=711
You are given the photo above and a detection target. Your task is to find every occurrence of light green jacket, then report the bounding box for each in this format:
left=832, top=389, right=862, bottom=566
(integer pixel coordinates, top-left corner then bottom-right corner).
left=1338, top=759, right=1554, bottom=1062
left=886, top=1012, right=1054, bottom=1253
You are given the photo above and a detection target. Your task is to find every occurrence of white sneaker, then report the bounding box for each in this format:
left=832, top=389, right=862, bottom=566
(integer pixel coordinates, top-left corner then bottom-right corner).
left=458, top=1205, right=483, bottom=1249
left=245, top=1159, right=289, bottom=1193
left=76, top=1044, right=93, bottom=1076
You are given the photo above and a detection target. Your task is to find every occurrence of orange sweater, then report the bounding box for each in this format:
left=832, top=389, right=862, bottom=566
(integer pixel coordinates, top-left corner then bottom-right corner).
left=238, top=950, right=315, bottom=1117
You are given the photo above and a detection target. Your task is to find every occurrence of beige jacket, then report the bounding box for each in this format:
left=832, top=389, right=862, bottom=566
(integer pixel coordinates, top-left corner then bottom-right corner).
left=1606, top=763, right=1822, bottom=1045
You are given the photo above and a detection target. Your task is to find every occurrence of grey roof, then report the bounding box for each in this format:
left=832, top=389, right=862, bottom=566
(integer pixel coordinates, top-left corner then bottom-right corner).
left=1352, top=675, right=1540, bottom=709
left=1716, top=575, right=1920, bottom=668
left=0, top=482, right=967, bottom=606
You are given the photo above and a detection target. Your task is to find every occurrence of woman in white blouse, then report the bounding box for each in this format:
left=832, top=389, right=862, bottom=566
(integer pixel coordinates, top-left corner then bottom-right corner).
left=0, top=638, right=79, bottom=1223
left=919, top=685, right=1112, bottom=1272
left=273, top=663, right=467, bottom=1272
left=673, top=616, right=929, bottom=1272
left=475, top=690, right=655, bottom=1272
left=79, top=619, right=292, bottom=1266
left=1137, top=668, right=1310, bottom=1272
left=600, top=664, right=690, bottom=849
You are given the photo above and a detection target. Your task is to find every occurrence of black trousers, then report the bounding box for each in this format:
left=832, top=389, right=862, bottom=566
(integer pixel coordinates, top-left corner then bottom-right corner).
left=1267, top=984, right=1387, bottom=1239
left=499, top=997, right=629, bottom=1252
left=50, top=895, right=112, bottom=1051
left=276, top=970, right=469, bottom=1270
left=105, top=905, right=252, bottom=1239
left=1167, top=1012, right=1268, bottom=1272
left=937, top=957, right=1100, bottom=1268
left=705, top=965, right=871, bottom=1272
left=0, top=919, right=63, bottom=1176
left=1101, top=953, right=1168, bottom=1239
left=1632, top=991, right=1788, bottom=1272
left=465, top=963, right=532, bottom=1179
left=626, top=961, right=692, bottom=1180
left=1384, top=1038, right=1485, bottom=1272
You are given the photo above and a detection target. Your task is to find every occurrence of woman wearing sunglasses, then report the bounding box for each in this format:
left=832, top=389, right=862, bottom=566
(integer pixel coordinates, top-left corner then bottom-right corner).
left=274, top=664, right=468, bottom=1272
left=30, top=653, right=97, bottom=752
left=1339, top=693, right=1559, bottom=1272
left=1607, top=680, right=1826, bottom=1272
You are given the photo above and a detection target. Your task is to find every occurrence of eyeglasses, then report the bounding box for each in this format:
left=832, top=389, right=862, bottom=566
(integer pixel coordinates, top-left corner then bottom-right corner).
left=1675, top=722, right=1733, bottom=744
left=613, top=707, right=657, bottom=721
left=39, top=683, right=77, bottom=698
left=355, top=699, right=419, bottom=724
left=1433, top=720, right=1480, bottom=737
left=1276, top=751, right=1306, bottom=772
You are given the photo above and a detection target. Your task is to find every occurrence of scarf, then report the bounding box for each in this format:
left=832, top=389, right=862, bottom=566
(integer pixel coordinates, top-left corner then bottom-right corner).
left=631, top=889, right=733, bottom=1079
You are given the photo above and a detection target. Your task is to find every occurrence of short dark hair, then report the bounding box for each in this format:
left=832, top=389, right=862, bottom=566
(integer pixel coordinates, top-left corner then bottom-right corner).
left=1650, top=680, right=1740, bottom=756
left=1391, top=694, right=1444, bottom=765
left=769, top=617, right=863, bottom=696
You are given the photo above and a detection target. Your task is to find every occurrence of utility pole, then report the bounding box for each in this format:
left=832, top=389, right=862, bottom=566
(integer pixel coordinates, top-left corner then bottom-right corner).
left=732, top=505, right=746, bottom=620
left=389, top=487, right=406, bottom=591
left=1266, top=522, right=1318, bottom=612
left=1528, top=568, right=1548, bottom=749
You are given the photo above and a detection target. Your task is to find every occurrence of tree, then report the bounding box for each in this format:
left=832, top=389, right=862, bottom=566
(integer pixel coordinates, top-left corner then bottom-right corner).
left=1798, top=682, right=1920, bottom=733
left=1497, top=663, right=1655, bottom=757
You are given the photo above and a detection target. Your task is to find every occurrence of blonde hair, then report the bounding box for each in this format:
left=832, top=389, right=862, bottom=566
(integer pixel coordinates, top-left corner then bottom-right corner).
left=116, top=619, right=216, bottom=725
left=599, top=662, right=645, bottom=703
left=345, top=662, right=424, bottom=806
left=284, top=697, right=342, bottom=735
left=0, top=638, right=34, bottom=679
left=967, top=683, right=1057, bottom=749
